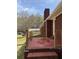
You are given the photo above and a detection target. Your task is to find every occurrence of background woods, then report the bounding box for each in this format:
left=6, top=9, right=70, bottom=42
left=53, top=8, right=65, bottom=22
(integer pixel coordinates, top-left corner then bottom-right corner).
left=17, top=11, right=43, bottom=32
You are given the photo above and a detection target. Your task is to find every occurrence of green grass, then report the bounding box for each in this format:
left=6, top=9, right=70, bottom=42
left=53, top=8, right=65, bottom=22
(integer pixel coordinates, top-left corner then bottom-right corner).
left=17, top=45, right=25, bottom=59
left=17, top=31, right=40, bottom=59
left=17, top=35, right=26, bottom=59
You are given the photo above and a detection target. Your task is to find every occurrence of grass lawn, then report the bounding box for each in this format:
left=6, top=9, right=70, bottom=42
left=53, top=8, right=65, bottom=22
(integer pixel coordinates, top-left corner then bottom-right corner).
left=17, top=35, right=26, bottom=59
left=17, top=31, right=40, bottom=59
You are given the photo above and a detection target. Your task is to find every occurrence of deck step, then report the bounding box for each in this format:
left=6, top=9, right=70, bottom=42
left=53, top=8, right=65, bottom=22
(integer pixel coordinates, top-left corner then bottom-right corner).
left=27, top=52, right=58, bottom=59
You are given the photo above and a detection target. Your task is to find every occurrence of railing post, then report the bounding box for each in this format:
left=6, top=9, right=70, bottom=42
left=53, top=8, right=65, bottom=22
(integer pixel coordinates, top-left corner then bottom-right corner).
left=26, top=29, right=28, bottom=47
left=24, top=49, right=29, bottom=59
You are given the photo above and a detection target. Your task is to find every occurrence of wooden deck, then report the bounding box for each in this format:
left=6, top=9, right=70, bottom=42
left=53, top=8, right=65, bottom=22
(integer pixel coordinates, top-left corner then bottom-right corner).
left=27, top=37, right=61, bottom=49
left=27, top=37, right=54, bottom=49
left=24, top=37, right=62, bottom=59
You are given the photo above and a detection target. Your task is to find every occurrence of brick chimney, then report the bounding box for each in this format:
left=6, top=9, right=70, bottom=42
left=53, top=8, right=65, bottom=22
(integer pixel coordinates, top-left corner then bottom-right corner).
left=44, top=8, right=50, bottom=20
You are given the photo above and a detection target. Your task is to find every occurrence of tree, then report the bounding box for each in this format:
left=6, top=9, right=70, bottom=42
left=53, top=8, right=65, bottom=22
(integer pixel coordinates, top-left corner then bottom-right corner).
left=17, top=11, right=43, bottom=32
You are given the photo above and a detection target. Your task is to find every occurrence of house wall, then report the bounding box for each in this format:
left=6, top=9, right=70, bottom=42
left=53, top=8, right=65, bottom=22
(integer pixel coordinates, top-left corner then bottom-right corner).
left=55, top=14, right=62, bottom=48
left=40, top=2, right=62, bottom=43
left=46, top=20, right=53, bottom=38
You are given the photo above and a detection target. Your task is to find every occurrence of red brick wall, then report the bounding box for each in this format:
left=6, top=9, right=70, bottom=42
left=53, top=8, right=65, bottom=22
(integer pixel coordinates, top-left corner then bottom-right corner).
left=40, top=8, right=50, bottom=37
left=44, top=8, right=50, bottom=20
